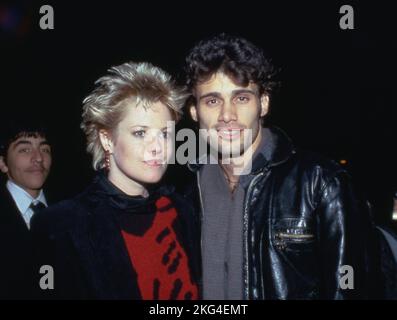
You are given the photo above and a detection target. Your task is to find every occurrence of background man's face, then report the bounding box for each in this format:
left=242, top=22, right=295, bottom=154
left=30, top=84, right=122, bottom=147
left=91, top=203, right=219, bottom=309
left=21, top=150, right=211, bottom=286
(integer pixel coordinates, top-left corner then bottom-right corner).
left=0, top=135, right=52, bottom=197
left=190, top=72, right=269, bottom=159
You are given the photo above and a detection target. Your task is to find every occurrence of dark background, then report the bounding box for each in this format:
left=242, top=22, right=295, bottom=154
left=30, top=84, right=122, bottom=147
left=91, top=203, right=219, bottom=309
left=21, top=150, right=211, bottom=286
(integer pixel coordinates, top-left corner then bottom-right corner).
left=1, top=1, right=396, bottom=226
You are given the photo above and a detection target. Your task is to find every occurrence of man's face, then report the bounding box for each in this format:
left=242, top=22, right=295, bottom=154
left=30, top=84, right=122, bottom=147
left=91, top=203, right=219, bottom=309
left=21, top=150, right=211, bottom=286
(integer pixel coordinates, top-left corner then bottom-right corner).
left=190, top=72, right=269, bottom=159
left=0, top=135, right=52, bottom=197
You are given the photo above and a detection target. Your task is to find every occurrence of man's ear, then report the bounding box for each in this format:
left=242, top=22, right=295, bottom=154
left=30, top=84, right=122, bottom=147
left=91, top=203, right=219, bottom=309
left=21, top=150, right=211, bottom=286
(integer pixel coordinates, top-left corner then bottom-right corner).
left=260, top=95, right=270, bottom=117
left=0, top=156, right=8, bottom=174
left=190, top=105, right=198, bottom=122
left=99, top=130, right=114, bottom=153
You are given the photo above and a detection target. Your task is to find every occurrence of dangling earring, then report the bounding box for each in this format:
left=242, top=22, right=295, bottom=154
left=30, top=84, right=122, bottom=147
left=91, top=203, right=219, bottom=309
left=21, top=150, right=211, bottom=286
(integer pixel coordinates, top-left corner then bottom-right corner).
left=104, top=150, right=111, bottom=171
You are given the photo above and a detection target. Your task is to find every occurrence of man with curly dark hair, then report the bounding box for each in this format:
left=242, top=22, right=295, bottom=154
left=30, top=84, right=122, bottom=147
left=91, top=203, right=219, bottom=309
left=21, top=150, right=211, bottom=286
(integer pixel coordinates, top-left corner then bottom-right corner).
left=183, top=33, right=378, bottom=300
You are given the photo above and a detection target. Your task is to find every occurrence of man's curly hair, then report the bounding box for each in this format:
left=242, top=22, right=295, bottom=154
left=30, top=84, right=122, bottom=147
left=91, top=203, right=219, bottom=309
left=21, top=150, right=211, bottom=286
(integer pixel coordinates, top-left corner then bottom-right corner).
left=184, top=33, right=278, bottom=96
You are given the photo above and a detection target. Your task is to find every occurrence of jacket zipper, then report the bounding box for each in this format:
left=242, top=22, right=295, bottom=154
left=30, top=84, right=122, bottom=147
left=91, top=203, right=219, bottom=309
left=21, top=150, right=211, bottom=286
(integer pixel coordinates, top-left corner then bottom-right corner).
left=276, top=233, right=315, bottom=240
left=196, top=171, right=205, bottom=294
left=274, top=232, right=315, bottom=250
left=243, top=171, right=265, bottom=299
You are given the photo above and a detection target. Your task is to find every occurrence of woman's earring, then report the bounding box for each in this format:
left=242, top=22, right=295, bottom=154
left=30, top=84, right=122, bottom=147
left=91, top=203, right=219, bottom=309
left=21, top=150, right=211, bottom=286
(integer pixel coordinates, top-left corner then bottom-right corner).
left=105, top=150, right=111, bottom=171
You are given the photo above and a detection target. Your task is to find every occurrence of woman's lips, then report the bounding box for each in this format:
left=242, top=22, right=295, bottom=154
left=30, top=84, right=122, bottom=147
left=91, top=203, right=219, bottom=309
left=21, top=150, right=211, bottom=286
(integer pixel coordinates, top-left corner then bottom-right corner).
left=143, top=160, right=164, bottom=167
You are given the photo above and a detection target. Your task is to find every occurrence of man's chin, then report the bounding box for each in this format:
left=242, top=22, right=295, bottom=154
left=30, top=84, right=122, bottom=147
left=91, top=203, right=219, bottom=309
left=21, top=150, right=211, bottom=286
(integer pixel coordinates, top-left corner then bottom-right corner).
left=25, top=184, right=44, bottom=192
left=25, top=177, right=47, bottom=190
left=223, top=140, right=245, bottom=154
left=207, top=141, right=240, bottom=156
left=218, top=147, right=244, bottom=161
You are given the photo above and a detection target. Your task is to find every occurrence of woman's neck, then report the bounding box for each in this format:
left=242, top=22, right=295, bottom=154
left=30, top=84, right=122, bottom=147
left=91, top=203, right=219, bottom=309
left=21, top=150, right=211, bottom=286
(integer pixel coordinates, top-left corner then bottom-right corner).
left=107, top=171, right=149, bottom=198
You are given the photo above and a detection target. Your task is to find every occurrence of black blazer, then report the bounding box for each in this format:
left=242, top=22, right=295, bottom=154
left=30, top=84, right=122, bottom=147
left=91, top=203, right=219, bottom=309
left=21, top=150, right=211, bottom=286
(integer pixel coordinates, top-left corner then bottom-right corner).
left=30, top=177, right=201, bottom=300
left=0, top=184, right=35, bottom=299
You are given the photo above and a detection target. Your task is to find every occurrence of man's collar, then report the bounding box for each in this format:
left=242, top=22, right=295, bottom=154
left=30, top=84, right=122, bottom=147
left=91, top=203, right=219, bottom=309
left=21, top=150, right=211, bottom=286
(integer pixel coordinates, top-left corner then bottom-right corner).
left=6, top=180, right=47, bottom=214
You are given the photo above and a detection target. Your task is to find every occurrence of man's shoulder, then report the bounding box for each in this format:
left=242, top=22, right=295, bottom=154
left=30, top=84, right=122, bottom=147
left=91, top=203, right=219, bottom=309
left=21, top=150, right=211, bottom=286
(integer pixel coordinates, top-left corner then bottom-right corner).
left=284, top=148, right=354, bottom=198
left=0, top=184, right=23, bottom=236
left=0, top=183, right=13, bottom=205
left=0, top=183, right=19, bottom=214
left=282, top=149, right=363, bottom=215
left=293, top=148, right=347, bottom=178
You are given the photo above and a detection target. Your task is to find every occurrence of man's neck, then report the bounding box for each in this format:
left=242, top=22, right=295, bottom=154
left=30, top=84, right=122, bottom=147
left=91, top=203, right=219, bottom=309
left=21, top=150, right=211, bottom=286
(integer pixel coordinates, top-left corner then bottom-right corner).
left=219, top=128, right=263, bottom=192
left=8, top=179, right=41, bottom=198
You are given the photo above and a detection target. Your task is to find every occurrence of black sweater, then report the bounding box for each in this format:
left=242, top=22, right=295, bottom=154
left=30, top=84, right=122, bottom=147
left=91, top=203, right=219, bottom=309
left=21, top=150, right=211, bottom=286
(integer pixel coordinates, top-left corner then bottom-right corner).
left=30, top=173, right=200, bottom=299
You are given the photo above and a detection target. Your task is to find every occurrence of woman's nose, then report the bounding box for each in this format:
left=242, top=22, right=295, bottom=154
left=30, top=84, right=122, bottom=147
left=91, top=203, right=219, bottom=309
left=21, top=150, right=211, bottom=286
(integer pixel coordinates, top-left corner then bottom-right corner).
left=147, top=135, right=163, bottom=155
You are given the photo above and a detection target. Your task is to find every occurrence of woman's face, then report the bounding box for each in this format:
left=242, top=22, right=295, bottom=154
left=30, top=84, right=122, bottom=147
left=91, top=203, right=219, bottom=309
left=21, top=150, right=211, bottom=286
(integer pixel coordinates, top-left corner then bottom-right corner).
left=102, top=101, right=174, bottom=195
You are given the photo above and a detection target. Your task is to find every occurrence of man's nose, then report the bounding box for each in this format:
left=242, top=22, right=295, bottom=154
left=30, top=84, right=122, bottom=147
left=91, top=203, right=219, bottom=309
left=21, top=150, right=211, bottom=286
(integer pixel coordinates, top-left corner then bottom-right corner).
left=218, top=101, right=237, bottom=123
left=31, top=149, right=44, bottom=163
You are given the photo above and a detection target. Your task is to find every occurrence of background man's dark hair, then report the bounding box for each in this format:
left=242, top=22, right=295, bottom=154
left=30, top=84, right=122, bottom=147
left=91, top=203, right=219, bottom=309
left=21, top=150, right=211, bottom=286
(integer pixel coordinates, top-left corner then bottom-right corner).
left=0, top=115, right=49, bottom=159
left=184, top=33, right=279, bottom=96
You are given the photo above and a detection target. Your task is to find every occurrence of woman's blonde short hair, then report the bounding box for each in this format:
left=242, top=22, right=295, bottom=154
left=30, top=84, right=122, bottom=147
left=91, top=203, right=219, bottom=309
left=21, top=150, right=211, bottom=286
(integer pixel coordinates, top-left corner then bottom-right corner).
left=81, top=61, right=187, bottom=171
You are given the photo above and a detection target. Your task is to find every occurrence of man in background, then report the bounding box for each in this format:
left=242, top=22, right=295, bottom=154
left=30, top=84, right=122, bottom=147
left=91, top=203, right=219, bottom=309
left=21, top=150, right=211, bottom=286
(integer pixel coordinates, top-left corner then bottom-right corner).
left=0, top=116, right=52, bottom=299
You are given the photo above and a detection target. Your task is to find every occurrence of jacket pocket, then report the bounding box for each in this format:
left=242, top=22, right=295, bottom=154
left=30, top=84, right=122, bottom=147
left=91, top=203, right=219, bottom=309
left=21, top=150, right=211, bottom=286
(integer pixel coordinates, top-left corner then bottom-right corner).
left=269, top=218, right=319, bottom=296
left=274, top=232, right=314, bottom=249
left=272, top=218, right=316, bottom=252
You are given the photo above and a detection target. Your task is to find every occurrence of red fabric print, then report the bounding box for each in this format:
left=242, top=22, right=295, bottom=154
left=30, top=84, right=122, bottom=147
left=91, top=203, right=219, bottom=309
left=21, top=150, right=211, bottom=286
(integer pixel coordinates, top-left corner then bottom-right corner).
left=121, top=196, right=198, bottom=300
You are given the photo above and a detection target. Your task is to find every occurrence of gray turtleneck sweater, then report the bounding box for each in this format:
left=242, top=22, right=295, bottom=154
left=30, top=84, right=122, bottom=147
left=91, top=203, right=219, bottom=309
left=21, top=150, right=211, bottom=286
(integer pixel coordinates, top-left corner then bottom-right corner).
left=200, top=128, right=274, bottom=300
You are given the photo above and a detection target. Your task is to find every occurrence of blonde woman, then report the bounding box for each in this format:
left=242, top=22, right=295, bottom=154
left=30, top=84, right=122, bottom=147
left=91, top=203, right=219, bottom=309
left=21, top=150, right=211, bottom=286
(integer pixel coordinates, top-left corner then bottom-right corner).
left=31, top=62, right=200, bottom=300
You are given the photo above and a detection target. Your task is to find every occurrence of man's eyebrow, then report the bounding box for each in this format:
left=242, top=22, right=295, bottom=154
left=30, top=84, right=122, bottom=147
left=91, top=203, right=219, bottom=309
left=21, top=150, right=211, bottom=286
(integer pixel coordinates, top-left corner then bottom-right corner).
left=12, top=140, right=33, bottom=148
left=40, top=140, right=50, bottom=147
left=198, top=92, right=222, bottom=101
left=12, top=140, right=51, bottom=148
left=198, top=89, right=258, bottom=101
left=232, top=89, right=258, bottom=96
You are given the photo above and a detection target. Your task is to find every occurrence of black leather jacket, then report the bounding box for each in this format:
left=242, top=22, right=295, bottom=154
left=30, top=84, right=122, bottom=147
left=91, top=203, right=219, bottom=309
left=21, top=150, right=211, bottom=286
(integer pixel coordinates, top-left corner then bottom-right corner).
left=184, top=126, right=376, bottom=299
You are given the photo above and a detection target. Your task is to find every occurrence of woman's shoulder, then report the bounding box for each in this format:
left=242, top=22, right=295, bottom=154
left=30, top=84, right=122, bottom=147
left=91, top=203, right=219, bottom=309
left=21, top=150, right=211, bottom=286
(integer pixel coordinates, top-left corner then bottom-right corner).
left=165, top=188, right=199, bottom=222
left=30, top=185, right=99, bottom=235
left=30, top=199, right=81, bottom=234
